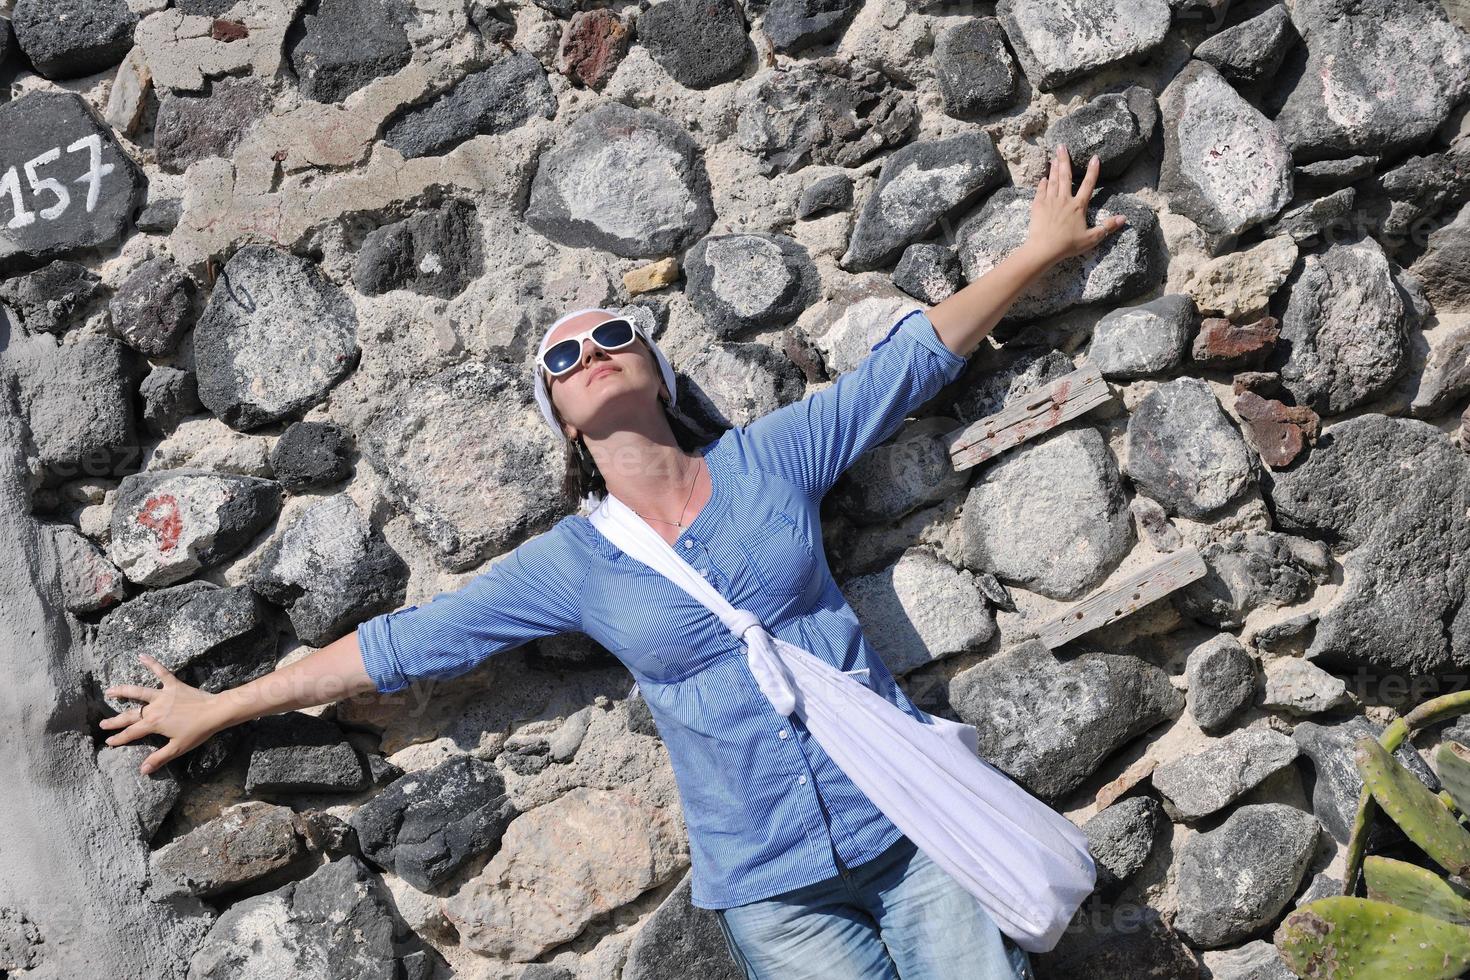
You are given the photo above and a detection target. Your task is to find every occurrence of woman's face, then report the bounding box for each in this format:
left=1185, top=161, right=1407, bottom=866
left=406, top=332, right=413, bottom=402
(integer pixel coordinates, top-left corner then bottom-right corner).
left=544, top=312, right=667, bottom=440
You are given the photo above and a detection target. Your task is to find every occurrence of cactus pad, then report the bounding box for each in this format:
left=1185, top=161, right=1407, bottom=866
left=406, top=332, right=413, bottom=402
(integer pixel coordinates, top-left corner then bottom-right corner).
left=1274, top=896, right=1470, bottom=979
left=1437, top=741, right=1470, bottom=816
left=1356, top=736, right=1470, bottom=877
left=1363, top=855, right=1470, bottom=924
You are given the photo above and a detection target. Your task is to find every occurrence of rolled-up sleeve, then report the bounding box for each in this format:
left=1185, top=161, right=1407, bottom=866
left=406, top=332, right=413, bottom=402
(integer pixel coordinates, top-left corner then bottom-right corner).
left=356, top=524, right=587, bottom=694
left=729, top=307, right=968, bottom=501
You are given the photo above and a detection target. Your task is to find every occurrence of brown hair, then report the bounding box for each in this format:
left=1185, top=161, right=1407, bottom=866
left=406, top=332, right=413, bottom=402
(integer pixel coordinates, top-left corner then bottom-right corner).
left=544, top=338, right=722, bottom=511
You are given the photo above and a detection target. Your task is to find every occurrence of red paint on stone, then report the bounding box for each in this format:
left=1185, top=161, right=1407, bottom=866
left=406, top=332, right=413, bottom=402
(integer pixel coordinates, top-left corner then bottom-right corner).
left=211, top=19, right=249, bottom=42
left=137, top=494, right=184, bottom=553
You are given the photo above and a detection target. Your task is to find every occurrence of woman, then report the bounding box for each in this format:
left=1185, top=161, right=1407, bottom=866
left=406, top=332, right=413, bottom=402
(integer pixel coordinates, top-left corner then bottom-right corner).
left=99, top=145, right=1124, bottom=978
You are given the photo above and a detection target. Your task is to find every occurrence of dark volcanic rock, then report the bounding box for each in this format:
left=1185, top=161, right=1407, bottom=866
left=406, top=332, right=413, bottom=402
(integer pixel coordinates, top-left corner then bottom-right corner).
left=763, top=0, right=859, bottom=54
left=287, top=0, right=413, bottom=104
left=269, top=420, right=353, bottom=491
left=0, top=92, right=145, bottom=267
left=109, top=256, right=197, bottom=357
left=11, top=0, right=137, bottom=80
left=933, top=18, right=1019, bottom=119
left=245, top=713, right=370, bottom=796
left=193, top=246, right=360, bottom=431
left=685, top=232, right=819, bottom=337
left=636, top=0, right=749, bottom=87
left=1043, top=87, right=1156, bottom=180
left=154, top=78, right=272, bottom=175
left=1123, top=376, right=1254, bottom=519
left=996, top=0, right=1171, bottom=91
left=353, top=200, right=484, bottom=298
left=383, top=52, right=556, bottom=159
left=948, top=639, right=1184, bottom=802
left=0, top=261, right=102, bottom=334
left=1193, top=4, right=1295, bottom=86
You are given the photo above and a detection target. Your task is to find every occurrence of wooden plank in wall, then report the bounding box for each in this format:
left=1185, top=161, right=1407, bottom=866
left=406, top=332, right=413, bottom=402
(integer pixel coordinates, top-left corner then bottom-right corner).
left=944, top=361, right=1112, bottom=472
left=1036, top=546, right=1207, bottom=650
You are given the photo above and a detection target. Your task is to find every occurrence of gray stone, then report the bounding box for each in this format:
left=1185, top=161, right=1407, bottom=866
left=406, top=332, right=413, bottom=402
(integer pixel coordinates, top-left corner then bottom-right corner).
left=244, top=712, right=370, bottom=796
left=686, top=232, right=819, bottom=337
left=151, top=801, right=310, bottom=900
left=109, top=256, right=197, bottom=357
left=1152, top=728, right=1300, bottom=820
left=1083, top=796, right=1164, bottom=895
left=1293, top=715, right=1439, bottom=845
left=287, top=0, right=412, bottom=104
left=383, top=52, right=556, bottom=159
left=1124, top=376, right=1253, bottom=519
left=135, top=198, right=182, bottom=234
left=186, top=854, right=441, bottom=980
left=1262, top=186, right=1357, bottom=242
left=360, top=359, right=566, bottom=571
left=1410, top=318, right=1470, bottom=419
left=0, top=92, right=145, bottom=267
left=1274, top=237, right=1411, bottom=416
left=139, top=366, right=201, bottom=435
left=94, top=582, right=280, bottom=715
left=1295, top=155, right=1379, bottom=191
left=796, top=173, right=852, bottom=218
left=154, top=78, right=272, bottom=175
left=269, top=420, right=353, bottom=491
left=955, top=189, right=1164, bottom=322
left=1262, top=657, right=1347, bottom=716
left=50, top=523, right=126, bottom=614
left=350, top=755, right=518, bottom=891
left=1365, top=142, right=1470, bottom=240
left=996, top=0, right=1171, bottom=91
left=1175, top=531, right=1327, bottom=630
left=841, top=549, right=995, bottom=675
left=0, top=260, right=101, bottom=334
left=763, top=0, right=859, bottom=53
left=194, top=246, right=360, bottom=432
left=1043, top=87, right=1156, bottom=180
left=677, top=341, right=807, bottom=430
left=1037, top=907, right=1202, bottom=979
left=949, top=346, right=1076, bottom=425
left=5, top=334, right=144, bottom=487
left=97, top=743, right=181, bottom=844
left=892, top=243, right=962, bottom=305
left=1174, top=803, right=1319, bottom=948
left=1267, top=415, right=1470, bottom=677
left=252, top=493, right=408, bottom=647
left=622, top=873, right=745, bottom=980
left=735, top=59, right=918, bottom=176
left=1275, top=0, right=1470, bottom=162
left=1159, top=61, right=1294, bottom=239
left=933, top=18, right=1019, bottom=119
left=11, top=0, right=136, bottom=80
left=842, top=131, right=1007, bottom=272
left=1205, top=939, right=1296, bottom=980
left=948, top=639, right=1185, bottom=802
left=1130, top=495, right=1182, bottom=552
left=1087, top=294, right=1196, bottom=380
left=829, top=416, right=969, bottom=525
left=1184, top=634, right=1255, bottom=734
left=353, top=199, right=484, bottom=299
left=526, top=101, right=714, bottom=258
left=1193, top=5, right=1294, bottom=86
left=637, top=0, right=749, bottom=87
left=959, top=427, right=1132, bottom=600
left=108, top=468, right=283, bottom=588
left=174, top=0, right=242, bottom=13
left=1411, top=200, right=1470, bottom=313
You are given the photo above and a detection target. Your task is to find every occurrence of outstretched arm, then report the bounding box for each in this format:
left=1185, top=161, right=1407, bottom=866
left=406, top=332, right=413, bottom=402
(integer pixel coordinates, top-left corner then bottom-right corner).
left=928, top=143, right=1127, bottom=357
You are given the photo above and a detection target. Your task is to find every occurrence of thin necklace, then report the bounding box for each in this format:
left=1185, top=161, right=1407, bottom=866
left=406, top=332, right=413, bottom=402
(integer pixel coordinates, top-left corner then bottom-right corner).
left=632, top=453, right=703, bottom=529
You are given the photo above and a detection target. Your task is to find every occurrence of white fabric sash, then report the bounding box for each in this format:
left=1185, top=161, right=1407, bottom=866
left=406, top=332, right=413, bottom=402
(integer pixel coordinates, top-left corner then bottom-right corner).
left=589, top=492, right=1096, bottom=953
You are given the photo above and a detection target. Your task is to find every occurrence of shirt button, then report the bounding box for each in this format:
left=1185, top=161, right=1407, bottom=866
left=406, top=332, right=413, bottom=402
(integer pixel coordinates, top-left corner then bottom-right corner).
left=778, top=729, right=789, bottom=739
left=682, top=539, right=693, bottom=548
left=797, top=774, right=808, bottom=785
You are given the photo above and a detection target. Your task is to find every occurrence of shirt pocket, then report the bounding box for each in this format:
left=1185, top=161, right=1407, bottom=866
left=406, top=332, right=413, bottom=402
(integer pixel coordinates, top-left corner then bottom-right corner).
left=736, top=511, right=818, bottom=598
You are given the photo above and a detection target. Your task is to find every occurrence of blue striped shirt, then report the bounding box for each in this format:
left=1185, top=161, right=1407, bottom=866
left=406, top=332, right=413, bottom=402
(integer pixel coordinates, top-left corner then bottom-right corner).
left=357, top=307, right=969, bottom=909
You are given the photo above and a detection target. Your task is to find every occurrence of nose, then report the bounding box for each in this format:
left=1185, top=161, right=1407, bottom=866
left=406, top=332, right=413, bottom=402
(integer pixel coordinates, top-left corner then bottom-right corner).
left=581, top=338, right=612, bottom=366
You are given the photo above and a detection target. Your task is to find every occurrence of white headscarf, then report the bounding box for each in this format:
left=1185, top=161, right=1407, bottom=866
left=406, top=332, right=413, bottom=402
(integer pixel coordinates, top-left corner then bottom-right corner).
left=531, top=307, right=680, bottom=443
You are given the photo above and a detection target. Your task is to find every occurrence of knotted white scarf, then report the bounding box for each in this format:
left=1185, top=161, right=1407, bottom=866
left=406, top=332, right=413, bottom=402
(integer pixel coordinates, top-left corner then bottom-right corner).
left=589, top=491, right=1096, bottom=953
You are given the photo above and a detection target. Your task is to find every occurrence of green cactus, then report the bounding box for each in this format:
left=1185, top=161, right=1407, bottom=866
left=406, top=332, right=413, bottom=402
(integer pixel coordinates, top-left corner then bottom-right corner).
left=1356, top=736, right=1470, bottom=877
left=1437, top=741, right=1470, bottom=815
left=1363, top=855, right=1470, bottom=924
left=1275, top=896, right=1470, bottom=979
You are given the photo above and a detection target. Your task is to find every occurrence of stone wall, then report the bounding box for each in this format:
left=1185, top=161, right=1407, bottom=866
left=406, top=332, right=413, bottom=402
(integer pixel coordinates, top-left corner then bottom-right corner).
left=0, top=0, right=1468, bottom=977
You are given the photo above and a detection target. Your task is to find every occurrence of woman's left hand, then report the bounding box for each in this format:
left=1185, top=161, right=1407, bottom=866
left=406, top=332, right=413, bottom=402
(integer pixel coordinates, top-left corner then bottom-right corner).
left=1024, top=144, right=1128, bottom=266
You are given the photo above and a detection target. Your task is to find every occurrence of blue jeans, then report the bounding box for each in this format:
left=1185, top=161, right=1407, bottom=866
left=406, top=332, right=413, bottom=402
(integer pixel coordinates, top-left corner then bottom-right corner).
left=713, top=834, right=1035, bottom=979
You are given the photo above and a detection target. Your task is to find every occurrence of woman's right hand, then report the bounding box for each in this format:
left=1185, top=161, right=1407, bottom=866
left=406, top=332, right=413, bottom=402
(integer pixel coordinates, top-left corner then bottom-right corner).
left=99, top=653, right=227, bottom=775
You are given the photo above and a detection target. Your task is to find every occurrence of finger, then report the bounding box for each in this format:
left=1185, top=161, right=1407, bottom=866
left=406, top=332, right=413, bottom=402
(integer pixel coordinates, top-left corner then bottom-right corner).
left=1076, top=154, right=1101, bottom=204
left=104, top=720, right=154, bottom=748
left=105, top=683, right=160, bottom=704
left=99, top=707, right=142, bottom=730
left=1037, top=176, right=1049, bottom=199
left=137, top=653, right=175, bottom=685
left=1056, top=143, right=1071, bottom=197
left=141, top=743, right=175, bottom=775
left=1049, top=147, right=1064, bottom=200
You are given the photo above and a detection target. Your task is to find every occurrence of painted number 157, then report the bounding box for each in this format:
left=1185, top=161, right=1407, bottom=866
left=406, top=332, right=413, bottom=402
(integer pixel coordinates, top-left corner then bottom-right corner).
left=0, top=134, right=115, bottom=230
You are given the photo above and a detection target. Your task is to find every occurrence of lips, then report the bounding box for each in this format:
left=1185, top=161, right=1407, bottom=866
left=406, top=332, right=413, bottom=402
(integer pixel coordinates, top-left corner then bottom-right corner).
left=586, top=364, right=620, bottom=386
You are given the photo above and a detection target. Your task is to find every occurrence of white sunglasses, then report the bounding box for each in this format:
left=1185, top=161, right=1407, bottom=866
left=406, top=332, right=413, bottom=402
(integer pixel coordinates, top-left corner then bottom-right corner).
left=539, top=317, right=641, bottom=379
